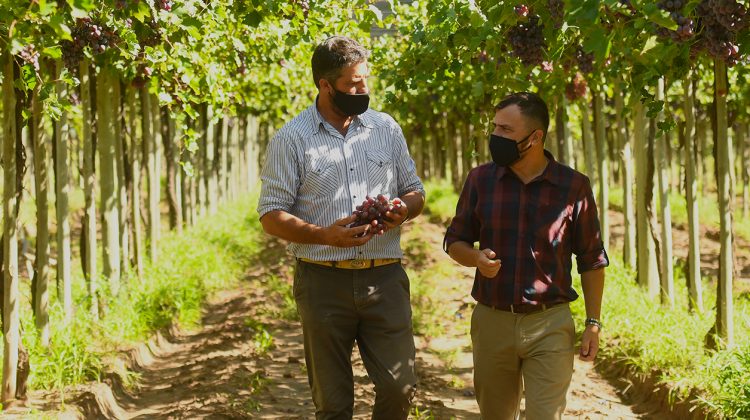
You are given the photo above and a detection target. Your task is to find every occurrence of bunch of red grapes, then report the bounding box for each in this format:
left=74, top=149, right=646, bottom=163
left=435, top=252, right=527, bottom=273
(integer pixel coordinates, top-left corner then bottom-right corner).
left=565, top=73, right=588, bottom=101
left=507, top=14, right=546, bottom=67
left=656, top=0, right=694, bottom=42
left=694, top=0, right=747, bottom=66
left=351, top=194, right=404, bottom=236
left=61, top=18, right=118, bottom=70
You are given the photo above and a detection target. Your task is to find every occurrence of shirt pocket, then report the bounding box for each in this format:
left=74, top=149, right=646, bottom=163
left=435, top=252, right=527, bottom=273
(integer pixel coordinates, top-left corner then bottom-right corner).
left=366, top=149, right=395, bottom=196
left=533, top=203, right=573, bottom=253
left=304, top=155, right=340, bottom=196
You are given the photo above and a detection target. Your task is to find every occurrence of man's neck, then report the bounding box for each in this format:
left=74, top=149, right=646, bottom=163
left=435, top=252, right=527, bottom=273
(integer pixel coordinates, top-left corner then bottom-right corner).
left=316, top=98, right=352, bottom=137
left=510, top=152, right=549, bottom=184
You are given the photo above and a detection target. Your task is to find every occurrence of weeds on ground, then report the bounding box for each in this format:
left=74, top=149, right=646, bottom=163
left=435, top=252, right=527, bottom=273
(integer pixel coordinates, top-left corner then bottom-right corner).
left=410, top=406, right=437, bottom=419
left=261, top=274, right=299, bottom=322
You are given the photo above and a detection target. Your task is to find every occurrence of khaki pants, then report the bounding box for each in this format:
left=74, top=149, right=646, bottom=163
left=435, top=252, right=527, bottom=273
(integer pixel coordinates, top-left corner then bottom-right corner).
left=293, top=261, right=417, bottom=420
left=471, top=302, right=575, bottom=420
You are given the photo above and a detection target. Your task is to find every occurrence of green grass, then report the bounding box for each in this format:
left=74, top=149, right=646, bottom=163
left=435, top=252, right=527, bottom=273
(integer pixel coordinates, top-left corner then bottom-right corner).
left=422, top=179, right=460, bottom=225
left=569, top=253, right=750, bottom=418
left=11, top=192, right=264, bottom=392
left=407, top=259, right=456, bottom=339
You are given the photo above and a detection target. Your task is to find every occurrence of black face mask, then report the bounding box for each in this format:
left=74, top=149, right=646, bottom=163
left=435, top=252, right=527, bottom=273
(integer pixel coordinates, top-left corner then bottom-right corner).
left=331, top=87, right=369, bottom=116
left=489, top=131, right=534, bottom=167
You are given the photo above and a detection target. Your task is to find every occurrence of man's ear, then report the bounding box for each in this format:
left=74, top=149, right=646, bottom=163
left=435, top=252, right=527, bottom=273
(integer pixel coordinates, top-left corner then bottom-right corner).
left=319, top=79, right=333, bottom=95
left=534, top=129, right=545, bottom=145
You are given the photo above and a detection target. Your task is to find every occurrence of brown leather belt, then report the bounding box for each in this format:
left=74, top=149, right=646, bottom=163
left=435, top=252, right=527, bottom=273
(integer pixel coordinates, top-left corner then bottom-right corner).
left=297, top=258, right=401, bottom=270
left=482, top=301, right=566, bottom=314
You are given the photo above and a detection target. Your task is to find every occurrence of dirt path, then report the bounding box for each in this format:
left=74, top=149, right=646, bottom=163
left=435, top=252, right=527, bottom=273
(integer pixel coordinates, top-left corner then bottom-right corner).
left=47, top=220, right=641, bottom=419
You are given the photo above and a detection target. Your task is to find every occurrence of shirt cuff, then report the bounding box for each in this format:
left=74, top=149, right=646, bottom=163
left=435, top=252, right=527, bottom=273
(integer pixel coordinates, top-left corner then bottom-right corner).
left=443, top=232, right=473, bottom=254
left=576, top=249, right=610, bottom=274
left=398, top=185, right=426, bottom=198
left=257, top=203, right=292, bottom=220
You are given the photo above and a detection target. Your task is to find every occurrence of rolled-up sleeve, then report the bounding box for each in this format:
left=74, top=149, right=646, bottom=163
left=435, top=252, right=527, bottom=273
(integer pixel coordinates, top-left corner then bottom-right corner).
left=572, top=176, right=609, bottom=273
left=393, top=124, right=425, bottom=198
left=257, top=128, right=300, bottom=219
left=443, top=169, right=480, bottom=253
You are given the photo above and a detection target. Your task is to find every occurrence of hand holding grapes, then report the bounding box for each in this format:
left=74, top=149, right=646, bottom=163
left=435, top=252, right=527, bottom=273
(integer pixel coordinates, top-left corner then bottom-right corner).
left=350, top=195, right=406, bottom=235
left=384, top=198, right=408, bottom=229
left=476, top=249, right=502, bottom=278
left=323, top=214, right=374, bottom=248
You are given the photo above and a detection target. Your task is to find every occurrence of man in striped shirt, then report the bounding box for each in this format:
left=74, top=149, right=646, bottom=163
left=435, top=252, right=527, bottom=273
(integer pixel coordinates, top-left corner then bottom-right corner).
left=257, top=36, right=425, bottom=419
left=444, top=92, right=608, bottom=419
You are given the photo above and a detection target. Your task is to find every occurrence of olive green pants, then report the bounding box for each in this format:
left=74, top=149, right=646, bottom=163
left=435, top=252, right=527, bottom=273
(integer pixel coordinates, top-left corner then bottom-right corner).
left=471, top=302, right=575, bottom=420
left=293, top=261, right=417, bottom=420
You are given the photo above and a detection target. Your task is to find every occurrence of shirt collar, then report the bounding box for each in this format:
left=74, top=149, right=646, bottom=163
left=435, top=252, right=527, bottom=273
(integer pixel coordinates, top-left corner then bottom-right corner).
left=495, top=149, right=562, bottom=185
left=311, top=96, right=374, bottom=133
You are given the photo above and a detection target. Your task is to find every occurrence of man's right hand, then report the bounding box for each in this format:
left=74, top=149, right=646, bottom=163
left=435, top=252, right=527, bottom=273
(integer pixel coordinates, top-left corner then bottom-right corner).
left=322, top=214, right=374, bottom=248
left=476, top=248, right=501, bottom=278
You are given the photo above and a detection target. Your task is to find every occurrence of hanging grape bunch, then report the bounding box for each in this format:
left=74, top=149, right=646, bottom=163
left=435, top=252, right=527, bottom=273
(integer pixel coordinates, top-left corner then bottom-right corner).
left=350, top=195, right=404, bottom=236
left=507, top=9, right=546, bottom=67
left=575, top=47, right=594, bottom=74
left=284, top=0, right=310, bottom=19
left=693, top=0, right=747, bottom=66
left=565, top=73, right=588, bottom=101
left=61, top=18, right=119, bottom=70
left=158, top=0, right=172, bottom=11
left=548, top=0, right=564, bottom=29
left=138, top=19, right=163, bottom=48
left=19, top=44, right=40, bottom=72
left=655, top=0, right=694, bottom=42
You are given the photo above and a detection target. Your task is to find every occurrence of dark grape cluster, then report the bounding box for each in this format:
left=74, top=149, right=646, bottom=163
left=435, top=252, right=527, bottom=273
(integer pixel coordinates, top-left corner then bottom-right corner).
left=575, top=47, right=594, bottom=74
left=655, top=0, right=694, bottom=42
left=158, top=0, right=172, bottom=11
left=350, top=194, right=404, bottom=236
left=139, top=19, right=163, bottom=47
left=694, top=0, right=747, bottom=65
left=515, top=4, right=529, bottom=17
left=61, top=18, right=118, bottom=70
left=507, top=14, right=546, bottom=67
left=565, top=73, right=587, bottom=101
left=708, top=0, right=748, bottom=31
left=19, top=44, right=40, bottom=72
left=131, top=64, right=153, bottom=88
left=284, top=0, right=310, bottom=19
left=548, top=0, right=564, bottom=29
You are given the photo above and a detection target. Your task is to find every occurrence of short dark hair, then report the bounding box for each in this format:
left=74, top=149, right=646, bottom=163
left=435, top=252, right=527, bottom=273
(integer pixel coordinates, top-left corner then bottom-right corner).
left=495, top=92, right=550, bottom=140
left=311, top=36, right=370, bottom=88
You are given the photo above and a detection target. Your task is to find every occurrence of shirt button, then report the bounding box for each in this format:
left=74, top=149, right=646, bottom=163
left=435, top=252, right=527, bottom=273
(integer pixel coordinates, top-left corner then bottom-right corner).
left=350, top=168, right=354, bottom=171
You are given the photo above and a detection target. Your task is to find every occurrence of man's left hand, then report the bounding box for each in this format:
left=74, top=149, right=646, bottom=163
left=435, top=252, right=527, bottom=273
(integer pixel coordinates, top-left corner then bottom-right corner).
left=579, top=324, right=600, bottom=362
left=384, top=200, right=409, bottom=230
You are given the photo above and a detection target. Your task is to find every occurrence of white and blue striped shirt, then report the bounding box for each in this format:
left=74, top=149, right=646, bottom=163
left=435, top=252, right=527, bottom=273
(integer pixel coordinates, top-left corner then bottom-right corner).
left=257, top=102, right=425, bottom=261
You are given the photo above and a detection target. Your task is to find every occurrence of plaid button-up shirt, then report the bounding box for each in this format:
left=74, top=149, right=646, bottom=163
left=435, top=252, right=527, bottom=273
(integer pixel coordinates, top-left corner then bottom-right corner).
left=257, top=101, right=425, bottom=261
left=443, top=151, right=609, bottom=308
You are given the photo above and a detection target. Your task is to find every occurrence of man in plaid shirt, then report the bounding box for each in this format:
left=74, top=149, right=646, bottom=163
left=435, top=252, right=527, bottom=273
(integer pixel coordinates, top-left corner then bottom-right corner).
left=444, top=92, right=608, bottom=419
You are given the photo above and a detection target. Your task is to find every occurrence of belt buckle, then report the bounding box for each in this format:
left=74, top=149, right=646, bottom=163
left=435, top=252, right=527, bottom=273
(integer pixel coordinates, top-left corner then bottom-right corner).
left=350, top=259, right=367, bottom=269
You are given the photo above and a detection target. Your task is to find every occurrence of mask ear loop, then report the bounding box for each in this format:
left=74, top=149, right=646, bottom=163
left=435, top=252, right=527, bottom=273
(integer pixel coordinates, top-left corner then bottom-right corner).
left=517, top=129, right=537, bottom=153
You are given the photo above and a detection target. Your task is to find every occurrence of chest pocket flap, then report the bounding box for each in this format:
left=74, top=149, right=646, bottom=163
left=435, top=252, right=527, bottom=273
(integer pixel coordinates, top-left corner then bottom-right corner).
left=304, top=155, right=339, bottom=195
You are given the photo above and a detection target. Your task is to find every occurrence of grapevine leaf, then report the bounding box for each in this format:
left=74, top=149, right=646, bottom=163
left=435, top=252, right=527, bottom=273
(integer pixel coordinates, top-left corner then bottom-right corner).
left=42, top=46, right=63, bottom=59
left=642, top=3, right=678, bottom=30
left=48, top=14, right=73, bottom=41
left=133, top=1, right=151, bottom=22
